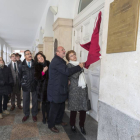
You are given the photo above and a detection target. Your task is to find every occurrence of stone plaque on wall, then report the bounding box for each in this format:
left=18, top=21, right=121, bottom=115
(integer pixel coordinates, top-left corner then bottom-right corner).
left=106, top=0, right=139, bottom=53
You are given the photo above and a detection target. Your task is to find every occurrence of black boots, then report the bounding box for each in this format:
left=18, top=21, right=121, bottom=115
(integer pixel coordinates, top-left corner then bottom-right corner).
left=42, top=102, right=50, bottom=124
left=71, top=126, right=77, bottom=133
left=42, top=118, right=46, bottom=124
left=80, top=127, right=86, bottom=135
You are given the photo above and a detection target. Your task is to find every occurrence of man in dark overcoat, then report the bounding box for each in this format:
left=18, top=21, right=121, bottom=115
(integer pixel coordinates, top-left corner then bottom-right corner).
left=8, top=53, right=22, bottom=111
left=19, top=50, right=37, bottom=122
left=47, top=46, right=84, bottom=133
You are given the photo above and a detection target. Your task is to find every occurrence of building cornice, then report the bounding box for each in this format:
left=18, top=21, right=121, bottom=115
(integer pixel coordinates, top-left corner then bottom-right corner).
left=53, top=18, right=73, bottom=31
left=37, top=44, right=43, bottom=48
left=43, top=37, right=53, bottom=42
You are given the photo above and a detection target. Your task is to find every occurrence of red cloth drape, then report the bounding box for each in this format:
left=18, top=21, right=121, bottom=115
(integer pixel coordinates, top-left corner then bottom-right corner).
left=80, top=11, right=102, bottom=69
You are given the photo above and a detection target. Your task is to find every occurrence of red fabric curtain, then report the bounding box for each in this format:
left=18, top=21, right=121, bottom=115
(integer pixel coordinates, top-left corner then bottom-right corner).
left=80, top=11, right=102, bottom=69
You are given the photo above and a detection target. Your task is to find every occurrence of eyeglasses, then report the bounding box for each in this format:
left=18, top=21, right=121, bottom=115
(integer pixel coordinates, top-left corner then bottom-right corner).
left=25, top=53, right=32, bottom=56
left=69, top=54, right=76, bottom=58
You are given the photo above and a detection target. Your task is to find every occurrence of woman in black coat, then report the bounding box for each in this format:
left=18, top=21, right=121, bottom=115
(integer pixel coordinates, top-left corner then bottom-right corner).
left=34, top=52, right=50, bottom=124
left=0, top=57, right=14, bottom=119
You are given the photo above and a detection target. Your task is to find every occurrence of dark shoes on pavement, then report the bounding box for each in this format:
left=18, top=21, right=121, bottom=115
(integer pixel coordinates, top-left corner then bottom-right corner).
left=49, top=127, right=59, bottom=133
left=32, top=116, right=37, bottom=122
left=71, top=126, right=77, bottom=133
left=22, top=116, right=29, bottom=122
left=49, top=122, right=67, bottom=133
left=22, top=116, right=37, bottom=122
left=10, top=106, right=15, bottom=111
left=61, top=122, right=67, bottom=126
left=42, top=118, right=46, bottom=124
left=71, top=126, right=86, bottom=135
left=55, top=122, right=67, bottom=126
left=18, top=105, right=23, bottom=109
left=80, top=127, right=86, bottom=135
left=10, top=105, right=23, bottom=111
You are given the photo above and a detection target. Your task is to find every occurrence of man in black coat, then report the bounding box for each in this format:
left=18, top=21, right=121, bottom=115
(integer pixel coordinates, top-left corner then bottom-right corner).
left=19, top=50, right=37, bottom=122
left=47, top=46, right=84, bottom=133
left=8, top=53, right=22, bottom=111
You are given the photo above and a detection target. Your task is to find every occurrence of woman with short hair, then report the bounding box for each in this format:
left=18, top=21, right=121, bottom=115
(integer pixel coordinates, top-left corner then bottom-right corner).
left=34, top=52, right=50, bottom=124
left=66, top=50, right=89, bottom=135
left=0, top=57, right=14, bottom=119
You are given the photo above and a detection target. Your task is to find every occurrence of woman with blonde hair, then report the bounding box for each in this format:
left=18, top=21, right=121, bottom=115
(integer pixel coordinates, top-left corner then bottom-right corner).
left=0, top=57, right=14, bottom=119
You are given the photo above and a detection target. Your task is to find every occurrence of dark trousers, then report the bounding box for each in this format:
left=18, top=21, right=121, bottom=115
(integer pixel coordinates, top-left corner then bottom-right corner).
left=48, top=102, right=65, bottom=128
left=0, top=95, right=8, bottom=113
left=11, top=83, right=21, bottom=107
left=70, top=111, right=86, bottom=127
left=42, top=101, right=50, bottom=120
left=23, top=91, right=38, bottom=116
left=38, top=101, right=41, bottom=110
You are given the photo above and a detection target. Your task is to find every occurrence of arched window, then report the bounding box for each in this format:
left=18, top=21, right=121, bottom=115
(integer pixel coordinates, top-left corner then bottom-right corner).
left=78, top=0, right=93, bottom=13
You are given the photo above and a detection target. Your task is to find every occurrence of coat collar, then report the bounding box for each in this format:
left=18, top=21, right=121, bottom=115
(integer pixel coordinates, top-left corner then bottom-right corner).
left=22, top=59, right=34, bottom=68
left=54, top=55, right=66, bottom=64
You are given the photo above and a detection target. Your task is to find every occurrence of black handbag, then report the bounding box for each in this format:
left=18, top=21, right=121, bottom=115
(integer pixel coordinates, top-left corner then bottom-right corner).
left=87, top=99, right=91, bottom=111
left=85, top=85, right=91, bottom=111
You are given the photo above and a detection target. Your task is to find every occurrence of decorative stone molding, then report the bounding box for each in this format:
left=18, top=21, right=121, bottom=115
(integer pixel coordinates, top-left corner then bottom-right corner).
left=35, top=44, right=43, bottom=54
left=53, top=18, right=73, bottom=60
left=43, top=37, right=53, bottom=43
left=53, top=18, right=73, bottom=31
left=32, top=51, right=35, bottom=58
left=37, top=44, right=43, bottom=48
left=43, top=37, right=53, bottom=62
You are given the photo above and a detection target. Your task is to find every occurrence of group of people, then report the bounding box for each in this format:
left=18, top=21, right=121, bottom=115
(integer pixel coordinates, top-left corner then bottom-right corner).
left=0, top=53, right=22, bottom=117
left=0, top=46, right=89, bottom=135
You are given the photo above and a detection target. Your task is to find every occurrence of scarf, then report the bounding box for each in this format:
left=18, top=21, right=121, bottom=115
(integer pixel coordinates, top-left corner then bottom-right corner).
left=69, top=60, right=87, bottom=89
left=39, top=60, right=48, bottom=67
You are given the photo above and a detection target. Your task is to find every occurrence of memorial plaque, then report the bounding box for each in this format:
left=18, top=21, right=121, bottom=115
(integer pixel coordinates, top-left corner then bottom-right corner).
left=107, top=0, right=140, bottom=53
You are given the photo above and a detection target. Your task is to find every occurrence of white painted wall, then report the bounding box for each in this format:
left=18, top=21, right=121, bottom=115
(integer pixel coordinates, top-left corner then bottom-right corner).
left=0, top=45, right=1, bottom=57
left=33, top=0, right=78, bottom=51
left=33, top=0, right=58, bottom=49
left=54, top=0, right=78, bottom=22
left=99, top=0, right=140, bottom=121
left=0, top=37, right=12, bottom=64
left=39, top=27, right=43, bottom=44
left=44, top=10, right=54, bottom=37
left=72, top=0, right=104, bottom=121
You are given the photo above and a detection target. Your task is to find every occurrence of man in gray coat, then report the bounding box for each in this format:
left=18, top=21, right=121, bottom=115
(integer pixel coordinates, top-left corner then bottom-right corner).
left=8, top=53, right=22, bottom=111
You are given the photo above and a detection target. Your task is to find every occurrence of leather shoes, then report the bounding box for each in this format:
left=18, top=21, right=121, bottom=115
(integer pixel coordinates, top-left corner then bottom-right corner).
left=61, top=122, right=67, bottom=126
left=42, top=118, right=46, bottom=124
left=71, top=126, right=77, bottom=133
left=49, top=127, right=59, bottom=133
left=10, top=106, right=15, bottom=111
left=22, top=116, right=29, bottom=122
left=18, top=105, right=23, bottom=109
left=32, top=116, right=37, bottom=122
left=80, top=127, right=86, bottom=135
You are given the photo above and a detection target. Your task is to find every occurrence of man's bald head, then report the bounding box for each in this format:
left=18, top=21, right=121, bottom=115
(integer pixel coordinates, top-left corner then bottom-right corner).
left=56, top=46, right=66, bottom=58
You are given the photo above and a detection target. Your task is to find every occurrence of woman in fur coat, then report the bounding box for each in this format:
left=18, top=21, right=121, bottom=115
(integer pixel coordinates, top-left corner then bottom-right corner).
left=0, top=57, right=14, bottom=119
left=34, top=52, right=50, bottom=124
